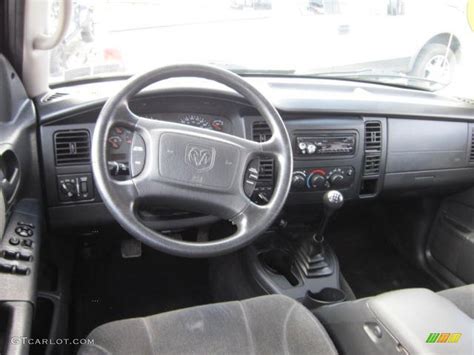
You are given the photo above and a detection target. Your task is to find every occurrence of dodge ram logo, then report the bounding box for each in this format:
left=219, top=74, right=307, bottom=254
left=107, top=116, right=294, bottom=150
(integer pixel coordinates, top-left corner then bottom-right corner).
left=185, top=144, right=216, bottom=171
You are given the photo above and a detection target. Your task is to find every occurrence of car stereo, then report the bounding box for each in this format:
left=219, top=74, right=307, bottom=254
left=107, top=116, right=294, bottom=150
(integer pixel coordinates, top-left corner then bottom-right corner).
left=295, top=134, right=356, bottom=156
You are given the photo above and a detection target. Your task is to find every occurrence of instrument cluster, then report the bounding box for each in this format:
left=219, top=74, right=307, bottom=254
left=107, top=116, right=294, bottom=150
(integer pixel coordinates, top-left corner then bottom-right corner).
left=143, top=113, right=231, bottom=133
left=106, top=113, right=232, bottom=178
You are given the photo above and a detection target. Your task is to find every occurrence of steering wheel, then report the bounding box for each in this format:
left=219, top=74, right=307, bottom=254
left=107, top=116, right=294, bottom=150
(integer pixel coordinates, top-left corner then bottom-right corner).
left=91, top=64, right=293, bottom=257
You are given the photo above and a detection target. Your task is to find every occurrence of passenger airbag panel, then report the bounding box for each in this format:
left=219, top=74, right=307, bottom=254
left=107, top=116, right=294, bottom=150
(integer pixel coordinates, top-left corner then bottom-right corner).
left=386, top=119, right=469, bottom=173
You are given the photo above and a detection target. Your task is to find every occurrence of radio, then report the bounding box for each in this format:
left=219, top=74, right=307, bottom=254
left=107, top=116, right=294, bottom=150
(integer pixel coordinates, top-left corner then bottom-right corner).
left=296, top=134, right=356, bottom=156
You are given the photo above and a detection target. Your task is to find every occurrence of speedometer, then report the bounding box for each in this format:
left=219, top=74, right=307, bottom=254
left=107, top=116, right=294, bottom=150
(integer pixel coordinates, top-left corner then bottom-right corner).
left=179, top=114, right=212, bottom=129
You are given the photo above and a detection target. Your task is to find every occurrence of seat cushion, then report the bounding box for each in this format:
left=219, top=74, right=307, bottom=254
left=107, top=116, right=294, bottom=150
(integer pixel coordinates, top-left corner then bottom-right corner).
left=78, top=294, right=337, bottom=355
left=438, top=284, right=474, bottom=318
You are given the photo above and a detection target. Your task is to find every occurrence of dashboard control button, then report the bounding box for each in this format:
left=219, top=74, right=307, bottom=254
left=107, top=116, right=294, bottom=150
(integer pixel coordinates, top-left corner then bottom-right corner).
left=22, top=239, right=33, bottom=249
left=108, top=161, right=129, bottom=176
left=307, top=144, right=317, bottom=154
left=130, top=133, right=146, bottom=177
left=298, top=142, right=307, bottom=154
left=14, top=266, right=30, bottom=276
left=15, top=226, right=32, bottom=238
left=9, top=237, right=20, bottom=246
left=0, top=263, right=13, bottom=273
left=57, top=174, right=94, bottom=202
left=2, top=250, right=17, bottom=260
left=60, top=181, right=77, bottom=199
left=309, top=173, right=327, bottom=189
left=244, top=159, right=260, bottom=198
left=329, top=173, right=345, bottom=187
left=17, top=221, right=35, bottom=229
left=19, top=252, right=33, bottom=261
left=291, top=171, right=306, bottom=190
left=292, top=166, right=355, bottom=192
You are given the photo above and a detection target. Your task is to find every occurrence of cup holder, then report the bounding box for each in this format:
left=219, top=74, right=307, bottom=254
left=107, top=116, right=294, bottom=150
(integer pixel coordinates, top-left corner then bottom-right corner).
left=259, top=249, right=299, bottom=286
left=303, top=287, right=346, bottom=309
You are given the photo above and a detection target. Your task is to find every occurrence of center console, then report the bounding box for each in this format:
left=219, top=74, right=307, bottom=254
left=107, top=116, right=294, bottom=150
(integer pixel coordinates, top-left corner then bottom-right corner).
left=246, top=190, right=347, bottom=306
left=244, top=116, right=376, bottom=305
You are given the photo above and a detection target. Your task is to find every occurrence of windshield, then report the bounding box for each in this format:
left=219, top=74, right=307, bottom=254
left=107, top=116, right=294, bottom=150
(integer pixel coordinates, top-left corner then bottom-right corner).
left=49, top=0, right=474, bottom=94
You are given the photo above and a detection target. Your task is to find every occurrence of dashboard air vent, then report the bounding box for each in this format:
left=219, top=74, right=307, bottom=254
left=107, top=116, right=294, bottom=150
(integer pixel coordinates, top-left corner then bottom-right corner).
left=364, top=155, right=381, bottom=175
left=470, top=128, right=474, bottom=163
left=252, top=121, right=272, bottom=142
left=54, top=130, right=91, bottom=166
left=365, top=121, right=382, bottom=152
left=251, top=120, right=274, bottom=203
left=363, top=121, right=382, bottom=176
left=258, top=159, right=274, bottom=181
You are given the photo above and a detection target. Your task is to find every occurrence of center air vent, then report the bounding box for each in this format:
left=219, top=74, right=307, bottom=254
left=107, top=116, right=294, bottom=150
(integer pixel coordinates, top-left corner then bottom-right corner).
left=54, top=130, right=91, bottom=166
left=251, top=121, right=274, bottom=182
left=251, top=121, right=274, bottom=203
left=365, top=121, right=382, bottom=152
left=363, top=121, right=382, bottom=176
left=252, top=121, right=272, bottom=142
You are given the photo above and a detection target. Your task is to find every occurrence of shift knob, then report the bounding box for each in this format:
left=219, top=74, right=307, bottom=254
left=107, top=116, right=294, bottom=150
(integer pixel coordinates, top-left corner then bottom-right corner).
left=313, top=191, right=344, bottom=244
left=322, top=190, right=344, bottom=216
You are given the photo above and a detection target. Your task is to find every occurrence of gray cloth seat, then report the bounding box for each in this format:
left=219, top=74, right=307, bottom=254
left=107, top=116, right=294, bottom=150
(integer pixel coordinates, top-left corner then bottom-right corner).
left=78, top=295, right=337, bottom=355
left=438, top=284, right=474, bottom=318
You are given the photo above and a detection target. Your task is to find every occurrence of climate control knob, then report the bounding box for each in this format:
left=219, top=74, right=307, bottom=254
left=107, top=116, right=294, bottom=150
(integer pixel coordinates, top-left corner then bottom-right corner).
left=309, top=173, right=327, bottom=189
left=329, top=173, right=345, bottom=187
left=292, top=172, right=306, bottom=190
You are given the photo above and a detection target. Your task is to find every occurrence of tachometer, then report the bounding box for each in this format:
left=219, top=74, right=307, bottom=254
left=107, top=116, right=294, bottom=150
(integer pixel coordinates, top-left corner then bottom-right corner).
left=180, top=114, right=212, bottom=129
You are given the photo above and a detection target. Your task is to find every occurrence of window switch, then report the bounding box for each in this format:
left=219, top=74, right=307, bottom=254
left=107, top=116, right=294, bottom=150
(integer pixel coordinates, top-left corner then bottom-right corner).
left=18, top=221, right=35, bottom=229
left=0, top=263, right=13, bottom=273
left=19, top=253, right=33, bottom=262
left=22, top=239, right=33, bottom=249
left=2, top=250, right=18, bottom=260
left=14, top=266, right=30, bottom=276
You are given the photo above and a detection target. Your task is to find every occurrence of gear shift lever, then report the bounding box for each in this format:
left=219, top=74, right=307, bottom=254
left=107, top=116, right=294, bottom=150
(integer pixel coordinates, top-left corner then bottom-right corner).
left=295, top=190, right=344, bottom=278
left=313, top=190, right=344, bottom=245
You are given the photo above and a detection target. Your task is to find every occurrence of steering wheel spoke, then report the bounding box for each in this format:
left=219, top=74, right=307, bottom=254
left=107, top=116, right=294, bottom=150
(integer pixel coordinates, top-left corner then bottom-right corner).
left=110, top=100, right=141, bottom=128
left=232, top=201, right=270, bottom=232
left=111, top=179, right=139, bottom=210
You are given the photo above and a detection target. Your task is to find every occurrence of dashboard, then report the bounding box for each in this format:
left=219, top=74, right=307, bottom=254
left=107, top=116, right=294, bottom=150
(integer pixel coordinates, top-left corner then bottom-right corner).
left=37, top=77, right=474, bottom=230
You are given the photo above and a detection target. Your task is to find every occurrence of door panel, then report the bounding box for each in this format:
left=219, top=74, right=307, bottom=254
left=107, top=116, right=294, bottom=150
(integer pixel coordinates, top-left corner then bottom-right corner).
left=0, top=54, right=42, bottom=355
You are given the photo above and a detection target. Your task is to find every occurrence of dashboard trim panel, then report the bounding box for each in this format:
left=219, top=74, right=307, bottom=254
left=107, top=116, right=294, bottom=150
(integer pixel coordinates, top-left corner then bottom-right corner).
left=36, top=77, right=474, bottom=230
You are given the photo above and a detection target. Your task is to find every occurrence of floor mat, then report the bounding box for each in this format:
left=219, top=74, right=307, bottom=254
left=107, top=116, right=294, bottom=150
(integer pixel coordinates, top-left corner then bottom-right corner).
left=328, top=208, right=441, bottom=299
left=71, top=236, right=212, bottom=339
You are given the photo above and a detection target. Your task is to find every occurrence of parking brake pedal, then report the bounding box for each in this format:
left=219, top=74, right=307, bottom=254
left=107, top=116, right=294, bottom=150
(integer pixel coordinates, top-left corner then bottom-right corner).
left=121, top=239, right=142, bottom=258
